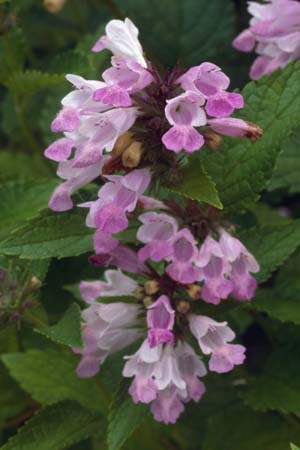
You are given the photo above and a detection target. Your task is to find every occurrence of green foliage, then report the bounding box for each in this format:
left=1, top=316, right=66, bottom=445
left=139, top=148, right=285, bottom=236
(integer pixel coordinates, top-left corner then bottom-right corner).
left=114, top=0, right=236, bottom=68
left=240, top=220, right=300, bottom=282
left=1, top=349, right=107, bottom=412
left=203, top=61, right=300, bottom=209
left=202, top=403, right=300, bottom=450
left=241, top=346, right=300, bottom=415
left=0, top=209, right=93, bottom=259
left=0, top=401, right=102, bottom=450
left=168, top=160, right=223, bottom=209
left=108, top=380, right=149, bottom=450
left=268, top=130, right=300, bottom=193
left=0, top=365, right=27, bottom=423
left=0, top=180, right=58, bottom=241
left=36, top=303, right=83, bottom=349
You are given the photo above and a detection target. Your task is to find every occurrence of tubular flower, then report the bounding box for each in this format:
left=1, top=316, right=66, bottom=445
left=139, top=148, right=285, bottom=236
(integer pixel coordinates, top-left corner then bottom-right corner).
left=233, top=0, right=300, bottom=79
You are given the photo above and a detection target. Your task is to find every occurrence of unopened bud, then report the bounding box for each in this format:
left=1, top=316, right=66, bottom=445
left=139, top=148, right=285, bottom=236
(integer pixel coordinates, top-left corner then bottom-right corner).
left=187, top=284, right=201, bottom=300
left=245, top=122, right=263, bottom=142
left=111, top=132, right=134, bottom=158
left=28, top=276, right=42, bottom=292
left=144, top=280, right=160, bottom=295
left=44, top=0, right=67, bottom=13
left=143, top=296, right=153, bottom=308
left=203, top=130, right=223, bottom=151
left=134, top=286, right=145, bottom=300
left=122, top=142, right=144, bottom=168
left=176, top=300, right=191, bottom=314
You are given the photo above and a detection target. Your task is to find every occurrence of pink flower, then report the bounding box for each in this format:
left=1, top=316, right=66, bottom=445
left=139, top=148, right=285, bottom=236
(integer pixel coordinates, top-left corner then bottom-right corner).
left=92, top=18, right=147, bottom=68
left=188, top=314, right=246, bottom=373
left=219, top=229, right=260, bottom=301
left=74, top=300, right=142, bottom=378
left=166, top=229, right=200, bottom=284
left=147, top=295, right=175, bottom=347
left=179, top=63, right=230, bottom=97
left=208, top=118, right=263, bottom=141
left=176, top=342, right=206, bottom=402
left=137, top=212, right=178, bottom=262
left=233, top=0, right=300, bottom=79
left=44, top=138, right=74, bottom=162
left=162, top=91, right=207, bottom=153
left=80, top=269, right=138, bottom=303
left=83, top=168, right=151, bottom=234
left=196, top=235, right=233, bottom=305
left=51, top=107, right=80, bottom=133
left=48, top=157, right=105, bottom=212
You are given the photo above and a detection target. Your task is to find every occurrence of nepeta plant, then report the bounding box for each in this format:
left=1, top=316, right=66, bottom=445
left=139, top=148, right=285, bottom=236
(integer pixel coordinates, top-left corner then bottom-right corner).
left=44, top=18, right=262, bottom=424
left=1, top=0, right=300, bottom=448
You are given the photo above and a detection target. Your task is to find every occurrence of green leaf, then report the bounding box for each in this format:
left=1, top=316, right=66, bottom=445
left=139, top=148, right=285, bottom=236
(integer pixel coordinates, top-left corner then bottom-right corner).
left=241, top=347, right=300, bottom=415
left=167, top=160, right=223, bottom=209
left=203, top=403, right=300, bottom=450
left=108, top=379, right=149, bottom=450
left=1, top=349, right=107, bottom=413
left=268, top=130, right=300, bottom=193
left=114, top=0, right=235, bottom=67
left=291, top=444, right=300, bottom=450
left=36, top=303, right=83, bottom=349
left=0, top=152, right=53, bottom=182
left=0, top=209, right=93, bottom=259
left=5, top=70, right=64, bottom=98
left=0, top=179, right=58, bottom=241
left=0, top=365, right=27, bottom=423
left=203, top=61, right=300, bottom=209
left=252, top=289, right=300, bottom=325
left=241, top=220, right=300, bottom=282
left=0, top=401, right=102, bottom=450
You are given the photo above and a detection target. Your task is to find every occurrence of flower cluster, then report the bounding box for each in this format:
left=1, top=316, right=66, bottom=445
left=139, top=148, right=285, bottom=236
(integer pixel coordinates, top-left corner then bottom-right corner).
left=45, top=17, right=263, bottom=425
left=233, top=0, right=300, bottom=79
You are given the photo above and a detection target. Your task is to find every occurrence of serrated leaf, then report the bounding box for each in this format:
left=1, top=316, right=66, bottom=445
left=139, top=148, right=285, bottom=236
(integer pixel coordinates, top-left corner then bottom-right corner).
left=241, top=220, right=300, bottom=283
left=5, top=70, right=64, bottom=98
left=36, top=303, right=83, bottom=349
left=0, top=401, right=102, bottom=450
left=203, top=61, right=300, bottom=209
left=0, top=209, right=93, bottom=259
left=241, top=347, right=300, bottom=415
left=167, top=160, right=222, bottom=209
left=203, top=403, right=300, bottom=450
left=114, top=0, right=235, bottom=67
left=108, top=379, right=149, bottom=450
left=1, top=349, right=106, bottom=412
left=0, top=179, right=58, bottom=241
left=268, top=130, right=300, bottom=193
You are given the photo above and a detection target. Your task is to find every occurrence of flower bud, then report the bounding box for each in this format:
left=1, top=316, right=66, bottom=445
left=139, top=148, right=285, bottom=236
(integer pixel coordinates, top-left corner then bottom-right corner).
left=134, top=286, right=145, bottom=300
left=202, top=130, right=223, bottom=151
left=122, top=142, right=144, bottom=168
left=244, top=121, right=263, bottom=142
left=176, top=299, right=191, bottom=314
left=44, top=0, right=67, bottom=13
left=143, top=296, right=153, bottom=308
left=144, top=280, right=160, bottom=295
left=111, top=132, right=134, bottom=158
left=28, top=276, right=42, bottom=292
left=187, top=284, right=201, bottom=300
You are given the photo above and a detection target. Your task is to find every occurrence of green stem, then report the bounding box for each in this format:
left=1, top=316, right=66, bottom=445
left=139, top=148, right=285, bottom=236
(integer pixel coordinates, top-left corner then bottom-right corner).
left=23, top=311, right=48, bottom=329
